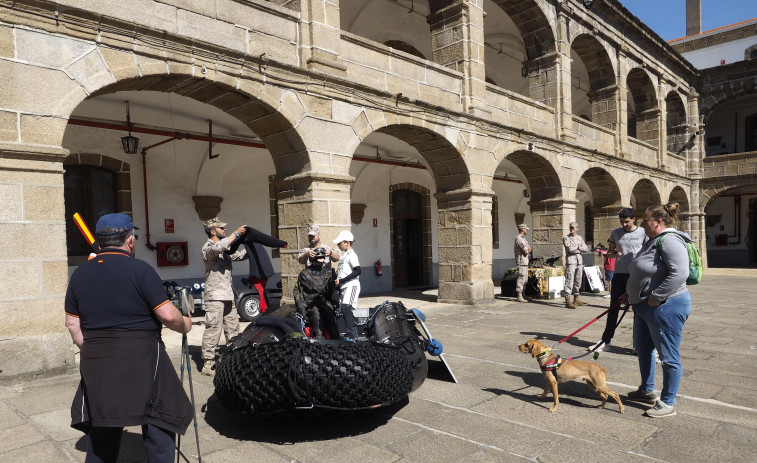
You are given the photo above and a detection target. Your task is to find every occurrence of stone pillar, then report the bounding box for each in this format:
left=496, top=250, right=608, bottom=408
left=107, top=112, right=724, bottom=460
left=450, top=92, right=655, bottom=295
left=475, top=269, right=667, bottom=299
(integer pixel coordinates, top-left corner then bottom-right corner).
left=615, top=47, right=629, bottom=157
left=590, top=85, right=619, bottom=130
left=526, top=52, right=560, bottom=111
left=657, top=81, right=668, bottom=168
left=687, top=92, right=706, bottom=265
left=427, top=0, right=488, bottom=116
left=435, top=188, right=494, bottom=304
left=299, top=0, right=347, bottom=75
left=636, top=108, right=661, bottom=148
left=273, top=172, right=353, bottom=303
left=554, top=5, right=575, bottom=141
left=592, top=206, right=620, bottom=267
left=0, top=144, right=76, bottom=384
left=529, top=198, right=578, bottom=266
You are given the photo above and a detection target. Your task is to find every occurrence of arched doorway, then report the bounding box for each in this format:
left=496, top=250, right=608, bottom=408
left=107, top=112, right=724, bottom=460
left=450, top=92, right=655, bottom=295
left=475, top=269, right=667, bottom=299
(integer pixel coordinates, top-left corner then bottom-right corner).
left=390, top=186, right=431, bottom=288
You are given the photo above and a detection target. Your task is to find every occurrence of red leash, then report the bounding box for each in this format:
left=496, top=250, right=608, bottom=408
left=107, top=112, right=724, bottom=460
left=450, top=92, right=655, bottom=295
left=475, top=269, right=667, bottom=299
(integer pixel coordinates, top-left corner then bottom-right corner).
left=557, top=299, right=625, bottom=345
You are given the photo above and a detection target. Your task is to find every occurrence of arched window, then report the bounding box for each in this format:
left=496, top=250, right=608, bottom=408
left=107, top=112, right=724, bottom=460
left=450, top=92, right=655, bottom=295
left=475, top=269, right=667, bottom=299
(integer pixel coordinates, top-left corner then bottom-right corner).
left=64, top=166, right=118, bottom=258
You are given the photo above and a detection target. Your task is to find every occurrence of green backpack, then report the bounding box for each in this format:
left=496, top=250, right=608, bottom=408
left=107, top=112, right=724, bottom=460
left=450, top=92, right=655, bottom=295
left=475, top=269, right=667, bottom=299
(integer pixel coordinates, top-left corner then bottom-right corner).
left=655, top=232, right=703, bottom=285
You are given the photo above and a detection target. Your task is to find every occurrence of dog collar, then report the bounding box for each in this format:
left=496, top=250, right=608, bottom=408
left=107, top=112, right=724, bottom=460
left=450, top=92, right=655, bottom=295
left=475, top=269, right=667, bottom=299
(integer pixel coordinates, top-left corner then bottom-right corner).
left=536, top=348, right=551, bottom=360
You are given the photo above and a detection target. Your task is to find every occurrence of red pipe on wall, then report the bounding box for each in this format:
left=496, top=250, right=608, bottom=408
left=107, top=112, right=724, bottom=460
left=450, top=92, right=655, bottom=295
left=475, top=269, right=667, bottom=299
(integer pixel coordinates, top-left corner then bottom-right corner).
left=67, top=118, right=267, bottom=149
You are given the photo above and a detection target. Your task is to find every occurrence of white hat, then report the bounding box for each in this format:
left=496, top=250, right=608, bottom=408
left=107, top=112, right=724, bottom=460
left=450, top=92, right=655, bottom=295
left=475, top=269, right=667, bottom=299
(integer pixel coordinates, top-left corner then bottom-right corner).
left=332, top=230, right=354, bottom=243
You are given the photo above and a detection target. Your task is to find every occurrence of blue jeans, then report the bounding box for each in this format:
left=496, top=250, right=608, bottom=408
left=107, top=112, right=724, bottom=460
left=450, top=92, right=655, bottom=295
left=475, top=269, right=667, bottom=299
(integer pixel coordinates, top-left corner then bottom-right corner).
left=632, top=291, right=692, bottom=405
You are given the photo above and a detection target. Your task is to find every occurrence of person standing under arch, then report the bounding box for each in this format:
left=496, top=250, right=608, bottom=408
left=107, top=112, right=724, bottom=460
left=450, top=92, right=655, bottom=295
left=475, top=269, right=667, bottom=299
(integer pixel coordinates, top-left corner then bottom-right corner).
left=563, top=222, right=589, bottom=309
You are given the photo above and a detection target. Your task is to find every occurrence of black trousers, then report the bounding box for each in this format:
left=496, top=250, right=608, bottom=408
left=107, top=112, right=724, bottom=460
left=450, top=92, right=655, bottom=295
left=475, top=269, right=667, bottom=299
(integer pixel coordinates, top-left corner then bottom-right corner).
left=601, top=273, right=630, bottom=344
left=86, top=424, right=175, bottom=463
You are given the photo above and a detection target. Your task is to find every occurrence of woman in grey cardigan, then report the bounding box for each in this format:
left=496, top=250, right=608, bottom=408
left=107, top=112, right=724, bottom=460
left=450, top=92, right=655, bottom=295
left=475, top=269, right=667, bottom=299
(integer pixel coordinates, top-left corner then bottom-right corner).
left=622, top=203, right=691, bottom=418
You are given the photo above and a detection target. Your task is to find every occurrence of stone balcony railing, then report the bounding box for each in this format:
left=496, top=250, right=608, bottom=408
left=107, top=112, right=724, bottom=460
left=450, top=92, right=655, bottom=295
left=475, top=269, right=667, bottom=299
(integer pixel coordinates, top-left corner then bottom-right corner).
left=703, top=151, right=757, bottom=178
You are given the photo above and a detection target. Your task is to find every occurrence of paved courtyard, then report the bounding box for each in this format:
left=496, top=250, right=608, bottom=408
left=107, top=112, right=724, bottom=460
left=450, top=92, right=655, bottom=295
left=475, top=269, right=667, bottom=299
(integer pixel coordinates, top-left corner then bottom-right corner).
left=1, top=268, right=756, bottom=462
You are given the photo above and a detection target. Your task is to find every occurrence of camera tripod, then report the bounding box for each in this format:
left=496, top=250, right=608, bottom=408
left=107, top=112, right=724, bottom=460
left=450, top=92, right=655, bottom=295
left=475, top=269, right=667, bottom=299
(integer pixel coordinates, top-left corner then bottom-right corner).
left=176, top=332, right=202, bottom=462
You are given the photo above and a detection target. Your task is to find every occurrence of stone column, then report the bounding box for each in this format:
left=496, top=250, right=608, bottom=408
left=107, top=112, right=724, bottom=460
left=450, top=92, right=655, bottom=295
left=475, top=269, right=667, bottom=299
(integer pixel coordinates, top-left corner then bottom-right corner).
left=687, top=92, right=706, bottom=265
left=657, top=81, right=668, bottom=168
left=554, top=5, right=575, bottom=141
left=0, top=144, right=76, bottom=383
left=615, top=47, right=629, bottom=157
left=529, top=198, right=578, bottom=266
left=273, top=172, right=353, bottom=303
left=435, top=188, right=494, bottom=304
left=590, top=85, right=619, bottom=130
left=591, top=206, right=620, bottom=267
left=525, top=52, right=560, bottom=111
left=299, top=0, right=347, bottom=75
left=635, top=108, right=661, bottom=148
left=427, top=0, right=488, bottom=116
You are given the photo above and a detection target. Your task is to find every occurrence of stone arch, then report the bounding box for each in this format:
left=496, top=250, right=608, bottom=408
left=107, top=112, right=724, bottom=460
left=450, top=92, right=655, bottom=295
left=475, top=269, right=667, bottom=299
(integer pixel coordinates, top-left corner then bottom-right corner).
left=504, top=150, right=562, bottom=202
left=745, top=43, right=757, bottom=61
left=351, top=123, right=470, bottom=193
left=578, top=167, right=621, bottom=250
left=384, top=40, right=426, bottom=60
left=669, top=185, right=690, bottom=213
left=87, top=76, right=307, bottom=177
left=489, top=0, right=556, bottom=59
left=632, top=178, right=662, bottom=217
left=699, top=64, right=757, bottom=126
left=627, top=68, right=659, bottom=144
left=666, top=91, right=688, bottom=155
left=580, top=167, right=621, bottom=208
left=570, top=34, right=617, bottom=127
left=700, top=175, right=757, bottom=209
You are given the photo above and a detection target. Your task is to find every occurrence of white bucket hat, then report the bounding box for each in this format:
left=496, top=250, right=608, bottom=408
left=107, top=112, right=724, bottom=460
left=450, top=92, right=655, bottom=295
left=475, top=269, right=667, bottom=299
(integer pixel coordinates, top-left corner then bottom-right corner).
left=332, top=230, right=354, bottom=243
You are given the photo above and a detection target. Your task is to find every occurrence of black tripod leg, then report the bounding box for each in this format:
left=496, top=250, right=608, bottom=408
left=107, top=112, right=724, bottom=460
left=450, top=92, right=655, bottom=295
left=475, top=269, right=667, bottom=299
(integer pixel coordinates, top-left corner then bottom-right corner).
left=183, top=335, right=202, bottom=462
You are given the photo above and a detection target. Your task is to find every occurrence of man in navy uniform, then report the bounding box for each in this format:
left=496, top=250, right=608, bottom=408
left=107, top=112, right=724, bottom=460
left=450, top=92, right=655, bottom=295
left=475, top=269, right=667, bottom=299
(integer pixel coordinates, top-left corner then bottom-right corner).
left=65, top=213, right=193, bottom=463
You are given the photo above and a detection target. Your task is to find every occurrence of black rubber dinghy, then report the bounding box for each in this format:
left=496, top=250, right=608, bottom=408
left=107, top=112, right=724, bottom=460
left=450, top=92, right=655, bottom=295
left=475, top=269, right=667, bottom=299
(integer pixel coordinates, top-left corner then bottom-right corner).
left=213, top=301, right=431, bottom=416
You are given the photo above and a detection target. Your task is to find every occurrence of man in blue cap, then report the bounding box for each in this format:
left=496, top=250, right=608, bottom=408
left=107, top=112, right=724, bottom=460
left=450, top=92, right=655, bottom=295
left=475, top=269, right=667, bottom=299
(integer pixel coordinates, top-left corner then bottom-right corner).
left=65, top=213, right=193, bottom=463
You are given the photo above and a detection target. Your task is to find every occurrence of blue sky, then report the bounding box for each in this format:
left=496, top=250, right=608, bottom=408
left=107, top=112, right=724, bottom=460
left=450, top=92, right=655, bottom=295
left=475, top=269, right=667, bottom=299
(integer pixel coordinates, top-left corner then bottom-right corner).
left=618, top=0, right=757, bottom=41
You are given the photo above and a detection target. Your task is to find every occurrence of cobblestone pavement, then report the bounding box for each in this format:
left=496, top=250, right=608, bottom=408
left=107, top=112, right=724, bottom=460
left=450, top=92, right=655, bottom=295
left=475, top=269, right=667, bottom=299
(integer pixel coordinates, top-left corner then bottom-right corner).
left=1, top=268, right=756, bottom=462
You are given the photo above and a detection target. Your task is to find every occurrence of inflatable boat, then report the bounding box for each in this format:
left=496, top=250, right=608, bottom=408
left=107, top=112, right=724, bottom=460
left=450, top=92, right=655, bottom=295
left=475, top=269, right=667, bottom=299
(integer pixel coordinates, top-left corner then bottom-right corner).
left=212, top=301, right=441, bottom=416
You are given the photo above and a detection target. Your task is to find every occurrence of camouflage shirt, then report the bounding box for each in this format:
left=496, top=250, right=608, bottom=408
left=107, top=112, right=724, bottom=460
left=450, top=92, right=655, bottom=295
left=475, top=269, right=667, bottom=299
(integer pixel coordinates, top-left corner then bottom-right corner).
left=202, top=238, right=248, bottom=301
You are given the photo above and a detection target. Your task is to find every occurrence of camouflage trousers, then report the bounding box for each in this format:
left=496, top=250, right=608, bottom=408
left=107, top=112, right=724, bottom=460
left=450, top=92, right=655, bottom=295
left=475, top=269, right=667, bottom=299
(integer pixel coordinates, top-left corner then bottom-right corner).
left=201, top=300, right=239, bottom=361
left=515, top=266, right=529, bottom=292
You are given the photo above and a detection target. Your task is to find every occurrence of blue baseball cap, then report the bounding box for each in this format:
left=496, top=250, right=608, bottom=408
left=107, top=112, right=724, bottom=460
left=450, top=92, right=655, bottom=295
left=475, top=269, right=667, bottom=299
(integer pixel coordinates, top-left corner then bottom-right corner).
left=96, top=213, right=139, bottom=236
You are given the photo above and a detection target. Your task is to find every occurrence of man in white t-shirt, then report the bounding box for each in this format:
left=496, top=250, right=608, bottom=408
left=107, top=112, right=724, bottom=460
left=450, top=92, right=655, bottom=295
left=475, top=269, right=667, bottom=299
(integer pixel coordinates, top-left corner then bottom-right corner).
left=588, top=208, right=647, bottom=352
left=333, top=230, right=361, bottom=340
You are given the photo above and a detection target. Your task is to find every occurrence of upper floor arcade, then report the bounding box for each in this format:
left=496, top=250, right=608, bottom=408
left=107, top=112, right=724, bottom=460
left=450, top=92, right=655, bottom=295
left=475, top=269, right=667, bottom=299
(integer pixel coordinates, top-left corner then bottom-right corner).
left=1, top=0, right=701, bottom=180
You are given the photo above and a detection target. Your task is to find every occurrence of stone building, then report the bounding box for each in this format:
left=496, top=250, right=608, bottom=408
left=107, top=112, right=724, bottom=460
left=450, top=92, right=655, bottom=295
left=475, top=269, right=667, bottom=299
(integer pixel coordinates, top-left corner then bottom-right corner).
left=0, top=0, right=714, bottom=381
left=669, top=11, right=757, bottom=267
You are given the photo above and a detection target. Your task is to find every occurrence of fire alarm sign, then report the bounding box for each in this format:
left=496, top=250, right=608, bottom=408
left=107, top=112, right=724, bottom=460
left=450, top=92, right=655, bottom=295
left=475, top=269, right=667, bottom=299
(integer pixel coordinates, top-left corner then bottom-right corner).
left=165, top=219, right=174, bottom=233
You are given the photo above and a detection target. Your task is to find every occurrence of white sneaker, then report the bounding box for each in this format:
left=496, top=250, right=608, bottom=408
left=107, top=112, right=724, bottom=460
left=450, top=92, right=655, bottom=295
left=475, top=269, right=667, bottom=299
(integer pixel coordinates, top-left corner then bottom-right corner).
left=655, top=351, right=662, bottom=364
left=587, top=340, right=608, bottom=352
left=603, top=294, right=611, bottom=299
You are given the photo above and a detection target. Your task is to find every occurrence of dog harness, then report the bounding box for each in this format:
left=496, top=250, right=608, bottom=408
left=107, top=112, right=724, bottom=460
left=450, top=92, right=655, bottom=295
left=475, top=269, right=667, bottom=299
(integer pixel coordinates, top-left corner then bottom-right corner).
left=537, top=348, right=566, bottom=375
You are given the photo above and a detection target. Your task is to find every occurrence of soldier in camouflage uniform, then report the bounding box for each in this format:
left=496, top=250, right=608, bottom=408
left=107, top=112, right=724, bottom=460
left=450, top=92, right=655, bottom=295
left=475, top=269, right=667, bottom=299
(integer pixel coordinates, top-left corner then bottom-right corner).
left=293, top=248, right=339, bottom=338
left=201, top=217, right=248, bottom=376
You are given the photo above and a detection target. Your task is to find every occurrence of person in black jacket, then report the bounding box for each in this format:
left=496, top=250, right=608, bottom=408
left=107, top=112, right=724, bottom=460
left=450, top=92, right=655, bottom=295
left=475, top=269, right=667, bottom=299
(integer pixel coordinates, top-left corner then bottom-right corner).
left=228, top=226, right=287, bottom=312
left=65, top=213, right=193, bottom=463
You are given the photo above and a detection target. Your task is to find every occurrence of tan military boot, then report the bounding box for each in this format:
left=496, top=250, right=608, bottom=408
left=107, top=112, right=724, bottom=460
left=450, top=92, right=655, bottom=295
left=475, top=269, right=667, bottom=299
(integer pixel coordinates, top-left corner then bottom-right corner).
left=573, top=295, right=587, bottom=306
left=201, top=360, right=216, bottom=377
left=565, top=296, right=576, bottom=309
left=516, top=291, right=527, bottom=303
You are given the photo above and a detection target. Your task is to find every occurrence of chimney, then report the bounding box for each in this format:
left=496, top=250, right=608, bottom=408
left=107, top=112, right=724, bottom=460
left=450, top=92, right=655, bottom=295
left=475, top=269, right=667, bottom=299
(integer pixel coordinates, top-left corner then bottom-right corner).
left=686, top=0, right=701, bottom=36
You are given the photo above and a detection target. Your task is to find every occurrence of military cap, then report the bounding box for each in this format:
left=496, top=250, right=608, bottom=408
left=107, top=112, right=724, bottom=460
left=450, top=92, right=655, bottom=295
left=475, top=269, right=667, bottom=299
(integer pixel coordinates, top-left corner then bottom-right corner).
left=203, top=217, right=228, bottom=229
left=307, top=224, right=320, bottom=236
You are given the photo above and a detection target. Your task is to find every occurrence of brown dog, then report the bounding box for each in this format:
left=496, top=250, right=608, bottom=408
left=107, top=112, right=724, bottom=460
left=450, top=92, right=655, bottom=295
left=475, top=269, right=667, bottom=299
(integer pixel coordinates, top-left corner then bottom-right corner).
left=518, top=339, right=624, bottom=413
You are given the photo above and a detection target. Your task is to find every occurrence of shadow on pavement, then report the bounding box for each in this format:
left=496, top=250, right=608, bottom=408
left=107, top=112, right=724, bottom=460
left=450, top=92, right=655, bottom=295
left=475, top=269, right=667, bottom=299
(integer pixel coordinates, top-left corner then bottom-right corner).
left=202, top=394, right=407, bottom=444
